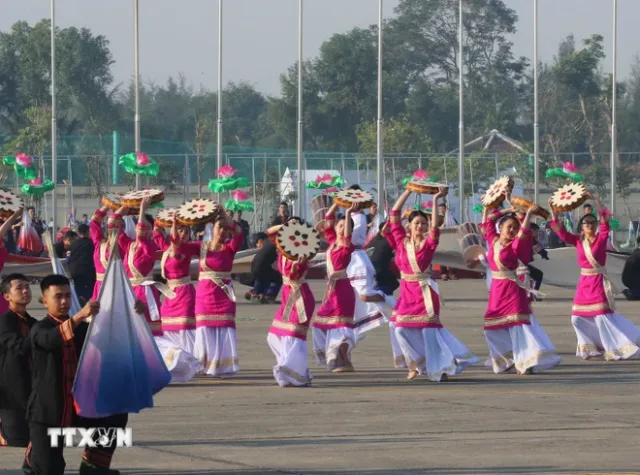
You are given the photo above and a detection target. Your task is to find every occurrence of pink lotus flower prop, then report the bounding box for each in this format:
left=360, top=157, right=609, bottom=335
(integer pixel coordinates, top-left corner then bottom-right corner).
left=217, top=165, right=237, bottom=178
left=545, top=161, right=583, bottom=182
left=16, top=153, right=33, bottom=168
left=402, top=169, right=438, bottom=186
left=562, top=162, right=577, bottom=174
left=231, top=190, right=249, bottom=202
left=136, top=152, right=151, bottom=166
left=28, top=178, right=42, bottom=185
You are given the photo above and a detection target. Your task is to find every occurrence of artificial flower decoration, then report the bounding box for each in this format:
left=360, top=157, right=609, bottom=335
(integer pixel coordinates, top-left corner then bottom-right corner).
left=208, top=165, right=248, bottom=193
left=472, top=203, right=484, bottom=214
left=21, top=177, right=55, bottom=196
left=119, top=152, right=160, bottom=177
left=413, top=201, right=434, bottom=213
left=224, top=189, right=255, bottom=212
left=609, top=217, right=620, bottom=230
left=545, top=161, right=584, bottom=182
left=306, top=173, right=344, bottom=190
left=402, top=169, right=438, bottom=187
left=2, top=153, right=38, bottom=181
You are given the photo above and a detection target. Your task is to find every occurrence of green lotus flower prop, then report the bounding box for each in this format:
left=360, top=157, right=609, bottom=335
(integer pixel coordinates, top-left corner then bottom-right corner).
left=208, top=165, right=248, bottom=193
left=3, top=153, right=38, bottom=181
left=472, top=204, right=484, bottom=214
left=225, top=190, right=254, bottom=212
left=402, top=169, right=438, bottom=187
left=545, top=162, right=583, bottom=182
left=306, top=173, right=344, bottom=190
left=21, top=178, right=55, bottom=196
left=119, top=152, right=160, bottom=177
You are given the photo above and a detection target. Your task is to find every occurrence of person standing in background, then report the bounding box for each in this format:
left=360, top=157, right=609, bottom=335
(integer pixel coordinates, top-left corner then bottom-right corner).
left=67, top=224, right=96, bottom=305
left=235, top=211, right=250, bottom=251
left=270, top=202, right=290, bottom=227
left=438, top=201, right=458, bottom=281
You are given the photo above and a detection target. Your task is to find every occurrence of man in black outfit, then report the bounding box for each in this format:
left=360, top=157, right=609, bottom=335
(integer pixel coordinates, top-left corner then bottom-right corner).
left=0, top=274, right=36, bottom=448
left=25, top=275, right=127, bottom=475
left=366, top=223, right=399, bottom=296
left=622, top=236, right=640, bottom=300
left=241, top=232, right=282, bottom=303
left=235, top=211, right=251, bottom=250
left=54, top=231, right=77, bottom=259
left=67, top=224, right=96, bottom=304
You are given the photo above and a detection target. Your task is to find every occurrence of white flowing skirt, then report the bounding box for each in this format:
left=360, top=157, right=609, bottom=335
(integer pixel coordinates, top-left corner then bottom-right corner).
left=572, top=313, right=640, bottom=360
left=395, top=326, right=479, bottom=382
left=312, top=327, right=356, bottom=370
left=267, top=333, right=312, bottom=387
left=389, top=322, right=407, bottom=368
left=348, top=249, right=390, bottom=340
left=154, top=335, right=202, bottom=383
left=484, top=315, right=562, bottom=374
left=193, top=327, right=239, bottom=376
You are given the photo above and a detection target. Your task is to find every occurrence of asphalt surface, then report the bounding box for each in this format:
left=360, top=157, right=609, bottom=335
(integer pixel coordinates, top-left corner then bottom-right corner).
left=1, top=280, right=640, bottom=475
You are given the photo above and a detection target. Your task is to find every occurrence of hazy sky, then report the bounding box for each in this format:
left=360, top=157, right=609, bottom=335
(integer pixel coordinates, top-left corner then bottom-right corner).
left=4, top=0, right=639, bottom=96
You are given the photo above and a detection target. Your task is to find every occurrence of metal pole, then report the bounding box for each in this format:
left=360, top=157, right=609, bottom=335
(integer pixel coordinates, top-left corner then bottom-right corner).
left=533, top=0, right=540, bottom=203
left=51, top=0, right=58, bottom=233
left=611, top=0, right=618, bottom=213
left=296, top=0, right=304, bottom=216
left=376, top=0, right=385, bottom=209
left=134, top=0, right=141, bottom=190
left=458, top=0, right=464, bottom=223
left=217, top=0, right=223, bottom=174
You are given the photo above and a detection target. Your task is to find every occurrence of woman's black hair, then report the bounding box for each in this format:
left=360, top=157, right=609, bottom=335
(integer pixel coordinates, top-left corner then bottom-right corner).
left=497, top=213, right=520, bottom=230
left=348, top=184, right=362, bottom=191
left=407, top=210, right=428, bottom=223
left=286, top=216, right=305, bottom=225
left=337, top=214, right=354, bottom=230
left=577, top=214, right=598, bottom=230
left=144, top=214, right=154, bottom=227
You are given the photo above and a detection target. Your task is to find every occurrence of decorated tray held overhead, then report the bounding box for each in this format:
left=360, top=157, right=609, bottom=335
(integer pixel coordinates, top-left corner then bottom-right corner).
left=510, top=196, right=550, bottom=220
left=482, top=176, right=514, bottom=210
left=101, top=192, right=122, bottom=212
left=0, top=189, right=23, bottom=220
left=406, top=179, right=449, bottom=196
left=175, top=199, right=219, bottom=227
left=276, top=220, right=321, bottom=262
left=155, top=208, right=178, bottom=228
left=333, top=188, right=374, bottom=211
left=121, top=189, right=164, bottom=209
left=550, top=183, right=589, bottom=213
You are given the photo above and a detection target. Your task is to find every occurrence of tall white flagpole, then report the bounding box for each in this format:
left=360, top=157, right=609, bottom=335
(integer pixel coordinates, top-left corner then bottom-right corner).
left=51, top=0, right=58, bottom=232
left=376, top=0, right=384, bottom=211
left=134, top=0, right=141, bottom=190
left=533, top=0, right=540, bottom=203
left=217, top=0, right=223, bottom=175
left=610, top=0, right=618, bottom=213
left=296, top=0, right=304, bottom=216
left=458, top=0, right=465, bottom=223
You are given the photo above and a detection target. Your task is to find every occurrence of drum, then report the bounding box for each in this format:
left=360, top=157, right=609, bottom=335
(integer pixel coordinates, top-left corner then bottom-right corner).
left=457, top=222, right=485, bottom=262
left=0, top=190, right=23, bottom=220
left=311, top=193, right=333, bottom=232
left=406, top=180, right=448, bottom=196
left=175, top=199, right=219, bottom=227
left=101, top=192, right=122, bottom=212
left=550, top=183, right=588, bottom=213
left=333, top=188, right=374, bottom=211
left=121, top=189, right=164, bottom=209
left=511, top=196, right=550, bottom=220
left=276, top=220, right=321, bottom=261
left=155, top=208, right=177, bottom=228
left=482, top=176, right=514, bottom=210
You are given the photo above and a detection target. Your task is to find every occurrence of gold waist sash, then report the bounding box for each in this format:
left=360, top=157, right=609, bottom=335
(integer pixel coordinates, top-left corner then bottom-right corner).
left=282, top=276, right=308, bottom=324
left=400, top=271, right=435, bottom=317
left=199, top=271, right=234, bottom=302
left=581, top=267, right=617, bottom=311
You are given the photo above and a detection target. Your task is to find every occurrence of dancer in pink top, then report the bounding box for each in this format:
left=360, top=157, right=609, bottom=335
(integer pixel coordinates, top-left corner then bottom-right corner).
left=481, top=206, right=561, bottom=374
left=387, top=188, right=478, bottom=381
left=266, top=217, right=315, bottom=387
left=152, top=219, right=203, bottom=381
left=549, top=195, right=640, bottom=360
left=89, top=206, right=121, bottom=300
left=312, top=202, right=357, bottom=372
left=193, top=208, right=244, bottom=376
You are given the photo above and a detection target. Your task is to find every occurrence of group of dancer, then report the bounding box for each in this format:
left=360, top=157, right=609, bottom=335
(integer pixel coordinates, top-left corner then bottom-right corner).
left=83, top=185, right=640, bottom=389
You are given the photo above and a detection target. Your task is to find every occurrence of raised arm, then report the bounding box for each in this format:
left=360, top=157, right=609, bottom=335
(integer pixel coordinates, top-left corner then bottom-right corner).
left=547, top=197, right=578, bottom=247
left=344, top=203, right=357, bottom=239
left=90, top=206, right=108, bottom=244
left=385, top=209, right=406, bottom=250
left=392, top=189, right=412, bottom=213
left=0, top=209, right=22, bottom=242
left=323, top=203, right=339, bottom=245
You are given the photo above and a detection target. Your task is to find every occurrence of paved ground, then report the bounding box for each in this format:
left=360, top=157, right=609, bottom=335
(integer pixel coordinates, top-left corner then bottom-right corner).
left=2, top=279, right=640, bottom=475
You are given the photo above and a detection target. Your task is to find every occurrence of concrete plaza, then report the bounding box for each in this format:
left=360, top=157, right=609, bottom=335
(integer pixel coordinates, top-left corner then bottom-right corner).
left=1, top=279, right=640, bottom=475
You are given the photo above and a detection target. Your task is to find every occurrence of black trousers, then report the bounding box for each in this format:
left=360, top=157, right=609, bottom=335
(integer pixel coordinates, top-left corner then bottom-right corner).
left=0, top=409, right=29, bottom=447
left=73, top=278, right=95, bottom=304
left=26, top=413, right=128, bottom=475
left=528, top=265, right=543, bottom=291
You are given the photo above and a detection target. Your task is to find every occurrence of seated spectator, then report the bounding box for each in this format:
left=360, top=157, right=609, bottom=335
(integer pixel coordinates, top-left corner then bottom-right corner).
left=239, top=232, right=282, bottom=303
left=622, top=236, right=640, bottom=301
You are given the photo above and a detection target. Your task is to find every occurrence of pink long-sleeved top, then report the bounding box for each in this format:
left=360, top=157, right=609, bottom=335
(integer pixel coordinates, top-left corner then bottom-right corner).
left=550, top=219, right=613, bottom=316
left=0, top=245, right=8, bottom=315
left=313, top=213, right=356, bottom=330
left=195, top=224, right=243, bottom=329
left=481, top=220, right=534, bottom=330
left=384, top=209, right=442, bottom=328
left=89, top=209, right=121, bottom=300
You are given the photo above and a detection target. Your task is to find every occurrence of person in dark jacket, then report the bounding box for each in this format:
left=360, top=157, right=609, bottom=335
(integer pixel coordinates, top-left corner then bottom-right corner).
left=0, top=274, right=36, bottom=448
left=241, top=232, right=282, bottom=303
left=235, top=211, right=251, bottom=250
left=54, top=231, right=77, bottom=259
left=366, top=222, right=399, bottom=295
left=67, top=224, right=95, bottom=304
left=622, top=236, right=640, bottom=300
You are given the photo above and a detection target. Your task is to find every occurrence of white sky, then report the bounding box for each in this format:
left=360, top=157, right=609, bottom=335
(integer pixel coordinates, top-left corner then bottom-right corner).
left=3, top=0, right=638, bottom=95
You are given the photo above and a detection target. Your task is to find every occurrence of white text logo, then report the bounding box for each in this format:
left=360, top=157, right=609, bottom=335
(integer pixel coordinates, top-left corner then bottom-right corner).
left=47, top=428, right=133, bottom=448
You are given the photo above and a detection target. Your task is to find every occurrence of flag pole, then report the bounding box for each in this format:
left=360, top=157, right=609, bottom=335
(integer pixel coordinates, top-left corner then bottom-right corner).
left=533, top=0, right=540, bottom=203
left=610, top=0, right=618, bottom=213
left=134, top=0, right=141, bottom=190
left=296, top=0, right=304, bottom=216
left=217, top=0, right=224, bottom=180
left=458, top=0, right=464, bottom=223
left=376, top=0, right=385, bottom=211
left=51, top=0, right=58, bottom=233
